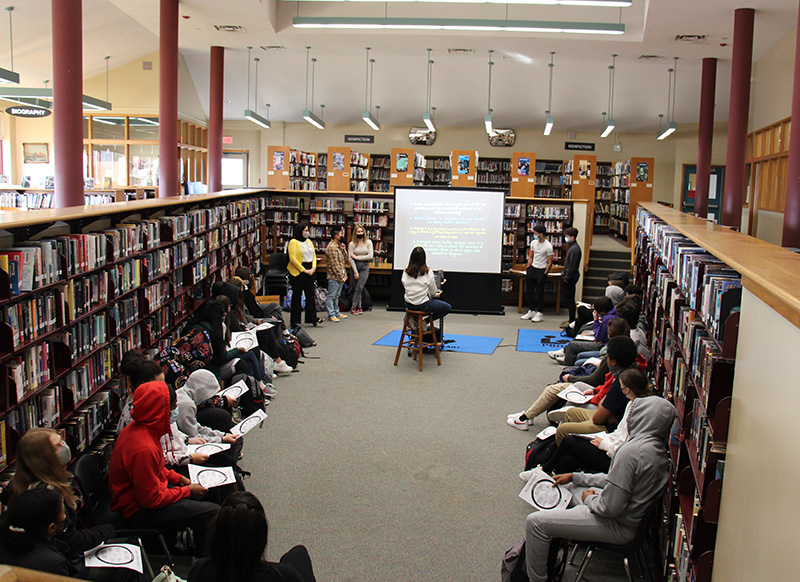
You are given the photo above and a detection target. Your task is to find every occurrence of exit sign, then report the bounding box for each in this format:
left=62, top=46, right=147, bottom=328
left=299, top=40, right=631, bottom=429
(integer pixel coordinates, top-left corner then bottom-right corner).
left=222, top=136, right=233, bottom=144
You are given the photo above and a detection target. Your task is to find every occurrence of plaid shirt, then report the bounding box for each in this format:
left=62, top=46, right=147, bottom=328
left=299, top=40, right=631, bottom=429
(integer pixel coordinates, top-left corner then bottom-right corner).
left=325, top=239, right=348, bottom=282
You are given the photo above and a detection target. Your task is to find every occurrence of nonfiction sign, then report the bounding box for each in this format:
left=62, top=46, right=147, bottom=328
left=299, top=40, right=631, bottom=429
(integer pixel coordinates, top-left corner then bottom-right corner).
left=565, top=141, right=595, bottom=151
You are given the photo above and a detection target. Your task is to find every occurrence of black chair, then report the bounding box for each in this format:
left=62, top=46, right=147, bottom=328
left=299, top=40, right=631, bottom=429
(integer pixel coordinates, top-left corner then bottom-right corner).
left=265, top=252, right=290, bottom=299
left=571, top=494, right=662, bottom=582
left=72, top=452, right=173, bottom=574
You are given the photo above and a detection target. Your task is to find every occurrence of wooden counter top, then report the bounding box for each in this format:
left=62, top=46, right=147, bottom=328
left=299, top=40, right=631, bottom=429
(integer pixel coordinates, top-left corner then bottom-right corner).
left=640, top=202, right=800, bottom=330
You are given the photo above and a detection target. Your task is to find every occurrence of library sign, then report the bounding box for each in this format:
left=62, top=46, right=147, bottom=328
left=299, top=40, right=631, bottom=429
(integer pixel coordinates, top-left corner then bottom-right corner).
left=565, top=141, right=595, bottom=151
left=6, top=105, right=51, bottom=118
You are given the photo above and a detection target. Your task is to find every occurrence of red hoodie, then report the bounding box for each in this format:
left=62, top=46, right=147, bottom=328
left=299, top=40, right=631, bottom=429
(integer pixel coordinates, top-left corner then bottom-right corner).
left=108, top=381, right=190, bottom=518
left=589, top=354, right=647, bottom=406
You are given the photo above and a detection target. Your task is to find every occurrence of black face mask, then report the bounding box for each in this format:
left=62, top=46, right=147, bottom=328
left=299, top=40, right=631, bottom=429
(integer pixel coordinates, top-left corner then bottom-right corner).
left=357, top=233, right=365, bottom=239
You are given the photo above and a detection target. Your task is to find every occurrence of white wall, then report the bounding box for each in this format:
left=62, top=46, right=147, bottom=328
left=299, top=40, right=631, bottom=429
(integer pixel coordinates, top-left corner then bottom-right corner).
left=713, top=289, right=800, bottom=581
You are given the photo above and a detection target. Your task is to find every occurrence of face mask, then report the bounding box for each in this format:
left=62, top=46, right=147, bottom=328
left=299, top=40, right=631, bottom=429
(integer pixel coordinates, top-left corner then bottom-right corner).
left=170, top=408, right=179, bottom=424
left=357, top=233, right=365, bottom=239
left=56, top=441, right=71, bottom=466
left=564, top=236, right=571, bottom=243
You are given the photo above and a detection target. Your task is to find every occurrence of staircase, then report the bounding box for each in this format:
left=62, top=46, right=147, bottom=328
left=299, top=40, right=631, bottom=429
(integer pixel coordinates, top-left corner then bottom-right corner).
left=582, top=248, right=632, bottom=301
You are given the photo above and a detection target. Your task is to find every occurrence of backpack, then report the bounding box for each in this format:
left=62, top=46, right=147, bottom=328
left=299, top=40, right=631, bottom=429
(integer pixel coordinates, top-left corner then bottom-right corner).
left=277, top=337, right=301, bottom=368
left=501, top=538, right=568, bottom=582
left=230, top=373, right=266, bottom=417
left=525, top=434, right=558, bottom=471
left=291, top=325, right=316, bottom=348
left=345, top=285, right=372, bottom=311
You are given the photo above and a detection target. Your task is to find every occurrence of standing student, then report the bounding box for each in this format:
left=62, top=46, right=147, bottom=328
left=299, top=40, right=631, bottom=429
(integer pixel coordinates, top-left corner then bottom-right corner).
left=325, top=226, right=348, bottom=322
left=561, top=227, right=581, bottom=325
left=287, top=223, right=323, bottom=328
left=521, top=224, right=554, bottom=323
left=348, top=223, right=373, bottom=315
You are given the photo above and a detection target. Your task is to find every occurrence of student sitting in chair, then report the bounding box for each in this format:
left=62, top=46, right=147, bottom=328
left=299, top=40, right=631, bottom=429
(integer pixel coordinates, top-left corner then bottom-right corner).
left=523, top=397, right=676, bottom=582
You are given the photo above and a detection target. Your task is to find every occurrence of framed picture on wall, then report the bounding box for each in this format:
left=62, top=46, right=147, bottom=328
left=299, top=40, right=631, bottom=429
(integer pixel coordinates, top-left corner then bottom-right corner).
left=23, top=143, right=49, bottom=163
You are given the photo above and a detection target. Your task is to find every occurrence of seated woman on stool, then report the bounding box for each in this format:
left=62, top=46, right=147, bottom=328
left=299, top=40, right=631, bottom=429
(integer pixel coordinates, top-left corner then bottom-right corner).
left=401, top=246, right=451, bottom=323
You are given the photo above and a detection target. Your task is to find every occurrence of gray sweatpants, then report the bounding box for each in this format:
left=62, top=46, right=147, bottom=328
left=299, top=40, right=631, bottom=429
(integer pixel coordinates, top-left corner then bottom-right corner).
left=524, top=488, right=633, bottom=582
left=352, top=260, right=369, bottom=309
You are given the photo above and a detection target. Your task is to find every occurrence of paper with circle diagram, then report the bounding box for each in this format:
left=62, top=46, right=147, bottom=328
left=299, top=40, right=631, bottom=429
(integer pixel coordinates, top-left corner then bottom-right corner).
left=84, top=543, right=143, bottom=573
left=518, top=467, right=572, bottom=511
left=188, top=464, right=237, bottom=488
left=231, top=408, right=268, bottom=435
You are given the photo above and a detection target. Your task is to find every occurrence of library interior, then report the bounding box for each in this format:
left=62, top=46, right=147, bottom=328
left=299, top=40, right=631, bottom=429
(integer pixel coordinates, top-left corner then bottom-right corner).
left=0, top=1, right=800, bottom=582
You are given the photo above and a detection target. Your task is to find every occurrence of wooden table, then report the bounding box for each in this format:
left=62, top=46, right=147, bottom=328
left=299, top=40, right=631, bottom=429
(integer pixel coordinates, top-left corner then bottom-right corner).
left=508, top=265, right=564, bottom=315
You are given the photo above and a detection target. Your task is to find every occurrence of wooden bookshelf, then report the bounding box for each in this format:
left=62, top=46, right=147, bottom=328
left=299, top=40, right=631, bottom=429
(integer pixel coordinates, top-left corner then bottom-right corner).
left=267, top=146, right=291, bottom=190
left=0, top=189, right=270, bottom=470
left=476, top=157, right=511, bottom=190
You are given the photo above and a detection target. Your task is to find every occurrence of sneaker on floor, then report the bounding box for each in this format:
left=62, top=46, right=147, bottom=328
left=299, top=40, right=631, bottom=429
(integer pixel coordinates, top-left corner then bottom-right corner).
left=353, top=308, right=362, bottom=316
left=328, top=316, right=340, bottom=322
left=338, top=313, right=348, bottom=319
left=520, top=309, right=535, bottom=320
left=548, top=348, right=565, bottom=360
left=519, top=466, right=541, bottom=482
left=559, top=320, right=571, bottom=329
left=262, top=383, right=277, bottom=397
left=273, top=360, right=293, bottom=374
left=506, top=415, right=530, bottom=431
left=531, top=312, right=544, bottom=323
left=555, top=355, right=565, bottom=365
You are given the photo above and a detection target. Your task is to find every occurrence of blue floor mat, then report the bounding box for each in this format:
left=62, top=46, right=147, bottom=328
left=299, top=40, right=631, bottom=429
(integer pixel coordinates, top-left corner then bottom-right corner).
left=374, top=330, right=502, bottom=355
left=516, top=329, right=572, bottom=353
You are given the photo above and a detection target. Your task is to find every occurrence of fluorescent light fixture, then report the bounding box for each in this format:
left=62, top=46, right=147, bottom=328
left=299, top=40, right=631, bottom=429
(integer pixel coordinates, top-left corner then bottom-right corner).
left=244, top=108, right=271, bottom=129
left=657, top=121, right=677, bottom=140
left=423, top=112, right=436, bottom=132
left=81, top=94, right=112, bottom=111
left=302, top=109, right=326, bottom=129
left=293, top=17, right=625, bottom=34
left=484, top=113, right=494, bottom=135
left=601, top=119, right=615, bottom=138
left=362, top=110, right=380, bottom=130
left=289, top=0, right=631, bottom=5
left=544, top=115, right=554, bottom=136
left=0, top=67, right=18, bottom=84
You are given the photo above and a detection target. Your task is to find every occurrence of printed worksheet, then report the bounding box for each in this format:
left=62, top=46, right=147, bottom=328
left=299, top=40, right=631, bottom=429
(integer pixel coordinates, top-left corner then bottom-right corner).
left=556, top=382, right=595, bottom=404
left=84, top=543, right=144, bottom=573
left=231, top=409, right=268, bottom=435
left=187, top=442, right=232, bottom=455
left=218, top=379, right=248, bottom=400
left=519, top=468, right=572, bottom=512
left=188, top=464, right=237, bottom=488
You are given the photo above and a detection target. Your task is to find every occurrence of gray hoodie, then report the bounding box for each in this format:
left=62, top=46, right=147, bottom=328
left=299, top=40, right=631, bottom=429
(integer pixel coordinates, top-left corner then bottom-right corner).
left=573, top=396, right=676, bottom=530
left=176, top=369, right=226, bottom=442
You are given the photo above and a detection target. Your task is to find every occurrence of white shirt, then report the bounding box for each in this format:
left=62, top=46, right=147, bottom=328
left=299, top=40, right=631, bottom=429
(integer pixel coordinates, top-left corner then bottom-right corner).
left=402, top=270, right=438, bottom=306
left=530, top=238, right=554, bottom=269
left=299, top=239, right=315, bottom=262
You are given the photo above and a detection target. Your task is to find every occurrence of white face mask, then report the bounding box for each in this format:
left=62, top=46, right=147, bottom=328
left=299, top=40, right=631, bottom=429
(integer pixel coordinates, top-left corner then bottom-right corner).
left=56, top=440, right=72, bottom=466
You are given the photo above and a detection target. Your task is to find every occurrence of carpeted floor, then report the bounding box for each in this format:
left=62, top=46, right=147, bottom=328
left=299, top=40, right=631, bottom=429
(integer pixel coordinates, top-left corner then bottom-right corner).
left=224, top=303, right=650, bottom=582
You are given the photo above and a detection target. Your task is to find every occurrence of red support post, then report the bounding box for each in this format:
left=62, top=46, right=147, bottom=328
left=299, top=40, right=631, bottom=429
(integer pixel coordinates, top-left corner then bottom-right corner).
left=782, top=3, right=800, bottom=248
left=208, top=46, right=224, bottom=193
left=159, top=0, right=179, bottom=198
left=695, top=58, right=717, bottom=219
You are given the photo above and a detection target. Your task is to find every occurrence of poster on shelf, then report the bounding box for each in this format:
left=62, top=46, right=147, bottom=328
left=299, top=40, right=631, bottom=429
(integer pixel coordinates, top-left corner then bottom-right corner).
left=457, top=155, right=470, bottom=175
left=518, top=157, right=530, bottom=177
left=273, top=151, right=284, bottom=171
left=396, top=153, right=409, bottom=172
left=579, top=160, right=592, bottom=179
left=636, top=163, right=649, bottom=182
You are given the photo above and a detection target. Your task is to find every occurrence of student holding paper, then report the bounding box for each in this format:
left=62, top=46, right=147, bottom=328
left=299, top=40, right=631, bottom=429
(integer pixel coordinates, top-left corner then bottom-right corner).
left=535, top=369, right=654, bottom=476
left=109, top=380, right=219, bottom=558
left=523, top=397, right=676, bottom=582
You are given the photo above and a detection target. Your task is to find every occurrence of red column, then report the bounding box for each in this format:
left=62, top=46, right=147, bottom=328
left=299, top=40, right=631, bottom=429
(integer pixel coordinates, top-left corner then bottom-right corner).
left=695, top=58, right=717, bottom=219
left=51, top=0, right=85, bottom=208
left=208, top=46, right=224, bottom=193
left=782, top=5, right=800, bottom=247
left=159, top=0, right=179, bottom=198
left=721, top=8, right=755, bottom=229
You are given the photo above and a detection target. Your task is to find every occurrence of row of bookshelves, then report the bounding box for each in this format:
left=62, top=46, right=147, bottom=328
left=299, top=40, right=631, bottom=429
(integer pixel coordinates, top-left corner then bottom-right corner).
left=635, top=207, right=740, bottom=582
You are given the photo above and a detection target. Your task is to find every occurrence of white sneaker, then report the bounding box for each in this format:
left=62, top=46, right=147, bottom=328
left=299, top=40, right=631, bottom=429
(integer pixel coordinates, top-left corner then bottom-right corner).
left=273, top=360, right=293, bottom=374
left=507, top=411, right=535, bottom=425
left=506, top=415, right=529, bottom=431
left=520, top=310, right=535, bottom=320
left=555, top=355, right=565, bottom=365
left=262, top=383, right=277, bottom=397
left=548, top=348, right=565, bottom=360
left=531, top=312, right=544, bottom=323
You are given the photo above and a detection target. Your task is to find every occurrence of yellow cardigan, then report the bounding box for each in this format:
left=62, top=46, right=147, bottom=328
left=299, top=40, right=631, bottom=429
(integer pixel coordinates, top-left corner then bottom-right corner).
left=287, top=238, right=317, bottom=276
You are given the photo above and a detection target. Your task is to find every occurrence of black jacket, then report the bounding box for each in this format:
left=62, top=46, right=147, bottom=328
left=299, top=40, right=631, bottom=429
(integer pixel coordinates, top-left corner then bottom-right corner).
left=562, top=242, right=582, bottom=284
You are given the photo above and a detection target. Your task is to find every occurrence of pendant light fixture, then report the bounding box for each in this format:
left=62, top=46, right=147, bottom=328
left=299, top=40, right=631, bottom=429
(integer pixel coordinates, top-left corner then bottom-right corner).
left=0, top=7, right=18, bottom=84
left=245, top=56, right=270, bottom=129
left=302, top=47, right=325, bottom=129
left=484, top=49, right=494, bottom=135
left=361, top=47, right=379, bottom=130
left=543, top=51, right=555, bottom=136
left=422, top=48, right=435, bottom=132
left=657, top=57, right=678, bottom=140
left=600, top=54, right=616, bottom=138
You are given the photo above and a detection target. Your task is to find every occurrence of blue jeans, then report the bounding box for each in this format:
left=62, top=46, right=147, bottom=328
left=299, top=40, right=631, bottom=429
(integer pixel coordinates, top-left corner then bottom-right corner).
left=326, top=279, right=344, bottom=317
left=406, top=299, right=451, bottom=321
left=575, top=350, right=602, bottom=367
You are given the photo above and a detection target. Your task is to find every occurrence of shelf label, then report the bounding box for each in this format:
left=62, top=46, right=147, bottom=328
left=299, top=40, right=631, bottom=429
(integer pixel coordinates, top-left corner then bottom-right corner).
left=282, top=171, right=289, bottom=176
left=267, top=171, right=274, bottom=175
left=574, top=180, right=580, bottom=184
left=467, top=176, right=474, bottom=180
left=589, top=181, right=596, bottom=186
left=406, top=174, right=412, bottom=179
left=391, top=173, right=397, bottom=178
left=528, top=178, right=534, bottom=183
left=647, top=183, right=653, bottom=188
left=512, top=177, right=519, bottom=182
left=328, top=172, right=334, bottom=176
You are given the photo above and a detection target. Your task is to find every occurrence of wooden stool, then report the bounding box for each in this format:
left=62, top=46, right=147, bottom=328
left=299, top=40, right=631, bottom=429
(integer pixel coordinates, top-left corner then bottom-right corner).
left=393, top=309, right=442, bottom=372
